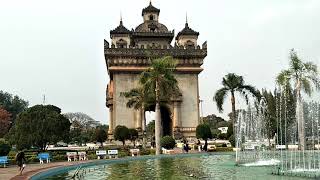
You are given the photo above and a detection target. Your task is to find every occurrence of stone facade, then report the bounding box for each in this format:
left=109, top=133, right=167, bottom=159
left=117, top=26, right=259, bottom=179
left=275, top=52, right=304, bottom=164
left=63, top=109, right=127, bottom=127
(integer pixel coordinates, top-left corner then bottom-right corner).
left=104, top=2, right=207, bottom=138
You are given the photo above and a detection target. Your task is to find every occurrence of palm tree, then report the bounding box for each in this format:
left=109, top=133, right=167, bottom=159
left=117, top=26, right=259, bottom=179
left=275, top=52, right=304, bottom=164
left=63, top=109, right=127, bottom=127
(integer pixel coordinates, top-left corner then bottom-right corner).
left=213, top=73, right=258, bottom=135
left=120, top=88, right=153, bottom=148
left=276, top=49, right=320, bottom=150
left=139, top=56, right=179, bottom=155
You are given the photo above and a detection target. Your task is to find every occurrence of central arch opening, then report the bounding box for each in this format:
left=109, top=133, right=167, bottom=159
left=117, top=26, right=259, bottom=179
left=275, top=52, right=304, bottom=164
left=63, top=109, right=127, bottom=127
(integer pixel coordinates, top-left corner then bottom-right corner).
left=161, top=106, right=172, bottom=136
left=145, top=105, right=172, bottom=137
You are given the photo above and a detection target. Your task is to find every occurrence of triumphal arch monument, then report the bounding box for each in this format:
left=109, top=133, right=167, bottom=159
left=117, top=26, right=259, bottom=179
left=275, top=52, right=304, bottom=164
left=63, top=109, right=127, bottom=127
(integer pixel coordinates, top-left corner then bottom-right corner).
left=104, top=2, right=207, bottom=138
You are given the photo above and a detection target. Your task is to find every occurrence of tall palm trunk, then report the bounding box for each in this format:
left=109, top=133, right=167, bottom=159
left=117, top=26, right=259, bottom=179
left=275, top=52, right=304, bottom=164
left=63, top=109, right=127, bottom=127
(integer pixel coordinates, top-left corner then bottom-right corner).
left=142, top=105, right=146, bottom=148
left=296, top=80, right=305, bottom=150
left=231, top=91, right=236, bottom=137
left=155, top=80, right=161, bottom=155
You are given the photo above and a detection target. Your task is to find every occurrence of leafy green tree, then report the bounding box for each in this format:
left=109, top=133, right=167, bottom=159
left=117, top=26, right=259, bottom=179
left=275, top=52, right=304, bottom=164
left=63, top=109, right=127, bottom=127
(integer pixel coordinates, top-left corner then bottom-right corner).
left=202, top=114, right=228, bottom=137
left=213, top=73, right=259, bottom=137
left=196, top=124, right=212, bottom=145
left=64, top=112, right=100, bottom=129
left=0, top=139, right=11, bottom=156
left=0, top=91, right=28, bottom=123
left=114, top=125, right=129, bottom=146
left=228, top=135, right=235, bottom=147
left=146, top=120, right=155, bottom=137
left=94, top=127, right=107, bottom=147
left=160, top=136, right=176, bottom=149
left=0, top=108, right=11, bottom=138
left=7, top=105, right=70, bottom=150
left=276, top=49, right=320, bottom=150
left=139, top=56, right=179, bottom=155
left=128, top=128, right=139, bottom=147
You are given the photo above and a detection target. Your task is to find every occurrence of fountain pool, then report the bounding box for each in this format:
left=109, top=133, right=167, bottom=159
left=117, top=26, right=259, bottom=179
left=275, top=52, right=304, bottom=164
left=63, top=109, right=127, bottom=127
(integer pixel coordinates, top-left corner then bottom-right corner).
left=32, top=153, right=307, bottom=180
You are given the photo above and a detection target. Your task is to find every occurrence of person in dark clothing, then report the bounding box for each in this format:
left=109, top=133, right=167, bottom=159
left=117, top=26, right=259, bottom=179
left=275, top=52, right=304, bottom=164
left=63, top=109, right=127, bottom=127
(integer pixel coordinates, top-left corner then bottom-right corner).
left=203, top=141, right=208, bottom=152
left=197, top=139, right=202, bottom=152
left=16, top=151, right=26, bottom=175
left=151, top=136, right=156, bottom=148
left=185, top=141, right=189, bottom=153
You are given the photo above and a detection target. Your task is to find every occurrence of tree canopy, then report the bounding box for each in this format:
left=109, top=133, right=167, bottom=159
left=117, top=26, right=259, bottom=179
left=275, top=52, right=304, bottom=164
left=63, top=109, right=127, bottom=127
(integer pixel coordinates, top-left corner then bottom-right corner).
left=94, top=127, right=107, bottom=147
left=64, top=112, right=100, bottom=130
left=128, top=128, right=139, bottom=147
left=114, top=125, right=129, bottom=146
left=0, top=108, right=11, bottom=138
left=196, top=124, right=212, bottom=141
left=0, top=90, right=28, bottom=122
left=7, top=104, right=70, bottom=150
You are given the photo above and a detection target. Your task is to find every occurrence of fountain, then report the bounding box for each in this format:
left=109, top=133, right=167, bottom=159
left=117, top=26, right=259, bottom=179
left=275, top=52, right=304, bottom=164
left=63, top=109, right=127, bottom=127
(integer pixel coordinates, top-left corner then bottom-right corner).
left=235, top=87, right=320, bottom=178
left=235, top=98, right=278, bottom=166
left=272, top=98, right=320, bottom=178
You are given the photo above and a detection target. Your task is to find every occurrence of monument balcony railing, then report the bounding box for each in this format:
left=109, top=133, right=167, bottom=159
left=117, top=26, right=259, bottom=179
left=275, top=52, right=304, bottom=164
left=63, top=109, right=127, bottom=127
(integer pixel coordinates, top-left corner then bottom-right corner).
left=104, top=44, right=207, bottom=59
left=106, top=57, right=204, bottom=67
left=131, top=31, right=175, bottom=37
left=179, top=127, right=196, bottom=132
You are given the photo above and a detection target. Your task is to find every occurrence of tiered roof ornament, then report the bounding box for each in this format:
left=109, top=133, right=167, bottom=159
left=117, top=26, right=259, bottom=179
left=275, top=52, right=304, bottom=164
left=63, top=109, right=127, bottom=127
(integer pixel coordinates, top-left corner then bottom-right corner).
left=110, top=18, right=132, bottom=36
left=142, top=1, right=160, bottom=15
left=176, top=16, right=199, bottom=40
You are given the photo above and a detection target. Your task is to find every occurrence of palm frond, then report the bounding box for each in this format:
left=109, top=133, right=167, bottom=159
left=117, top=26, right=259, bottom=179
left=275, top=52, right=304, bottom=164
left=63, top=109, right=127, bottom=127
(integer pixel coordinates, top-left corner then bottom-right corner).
left=304, top=61, right=318, bottom=74
left=289, top=49, right=303, bottom=72
left=301, top=78, right=312, bottom=96
left=222, top=73, right=244, bottom=90
left=213, top=87, right=229, bottom=112
left=276, top=70, right=292, bottom=86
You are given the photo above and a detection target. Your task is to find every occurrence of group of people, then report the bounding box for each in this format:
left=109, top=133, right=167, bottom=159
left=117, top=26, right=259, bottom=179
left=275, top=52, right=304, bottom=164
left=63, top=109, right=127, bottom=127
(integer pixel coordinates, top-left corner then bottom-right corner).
left=197, top=139, right=208, bottom=152
left=182, top=139, right=208, bottom=153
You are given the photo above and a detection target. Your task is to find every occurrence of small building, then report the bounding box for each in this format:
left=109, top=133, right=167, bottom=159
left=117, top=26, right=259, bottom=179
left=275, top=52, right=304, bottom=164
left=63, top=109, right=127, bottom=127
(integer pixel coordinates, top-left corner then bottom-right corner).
left=218, top=127, right=228, bottom=134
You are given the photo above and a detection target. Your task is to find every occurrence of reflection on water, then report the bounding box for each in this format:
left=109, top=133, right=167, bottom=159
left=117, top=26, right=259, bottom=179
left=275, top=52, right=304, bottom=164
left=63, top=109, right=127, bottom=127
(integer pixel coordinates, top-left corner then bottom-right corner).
left=45, top=154, right=306, bottom=180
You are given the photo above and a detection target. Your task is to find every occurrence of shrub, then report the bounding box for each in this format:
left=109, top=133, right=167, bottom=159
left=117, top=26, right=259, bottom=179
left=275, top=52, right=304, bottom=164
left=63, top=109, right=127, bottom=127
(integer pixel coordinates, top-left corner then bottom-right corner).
left=87, top=154, right=96, bottom=160
left=140, top=148, right=152, bottom=155
left=0, top=139, right=11, bottom=156
left=114, top=125, right=129, bottom=146
left=218, top=133, right=227, bottom=140
left=228, top=135, right=235, bottom=147
left=149, top=149, right=156, bottom=155
left=196, top=124, right=212, bottom=141
left=53, top=154, right=66, bottom=161
left=160, top=136, right=176, bottom=149
left=215, top=147, right=233, bottom=152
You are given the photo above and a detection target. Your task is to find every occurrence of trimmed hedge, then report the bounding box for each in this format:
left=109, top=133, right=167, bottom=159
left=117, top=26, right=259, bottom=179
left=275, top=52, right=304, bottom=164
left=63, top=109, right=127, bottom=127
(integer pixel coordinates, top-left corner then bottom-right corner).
left=160, top=136, right=176, bottom=149
left=0, top=140, right=11, bottom=156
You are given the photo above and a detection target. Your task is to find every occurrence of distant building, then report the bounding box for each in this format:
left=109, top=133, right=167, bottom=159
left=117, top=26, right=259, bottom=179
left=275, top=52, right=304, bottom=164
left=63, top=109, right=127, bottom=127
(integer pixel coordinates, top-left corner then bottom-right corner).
left=218, top=127, right=228, bottom=134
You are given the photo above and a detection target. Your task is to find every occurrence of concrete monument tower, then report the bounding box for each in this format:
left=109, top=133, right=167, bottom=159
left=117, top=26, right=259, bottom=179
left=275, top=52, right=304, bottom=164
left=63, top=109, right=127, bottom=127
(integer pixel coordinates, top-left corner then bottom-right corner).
left=104, top=2, right=207, bottom=138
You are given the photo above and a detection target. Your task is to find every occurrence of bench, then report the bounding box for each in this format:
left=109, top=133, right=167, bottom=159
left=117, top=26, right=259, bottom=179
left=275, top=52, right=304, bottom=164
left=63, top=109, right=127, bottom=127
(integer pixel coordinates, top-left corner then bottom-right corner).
left=162, top=148, right=174, bottom=154
left=107, top=150, right=118, bottom=159
left=78, top=152, right=87, bottom=161
left=37, top=153, right=51, bottom=164
left=276, top=145, right=286, bottom=150
left=0, top=156, right=8, bottom=167
left=66, top=152, right=78, bottom=161
left=129, top=149, right=140, bottom=157
left=96, top=150, right=107, bottom=159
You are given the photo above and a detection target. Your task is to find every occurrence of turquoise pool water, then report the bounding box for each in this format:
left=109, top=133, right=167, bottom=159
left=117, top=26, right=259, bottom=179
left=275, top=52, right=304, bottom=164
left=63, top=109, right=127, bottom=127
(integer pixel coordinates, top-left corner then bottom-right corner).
left=35, top=153, right=308, bottom=180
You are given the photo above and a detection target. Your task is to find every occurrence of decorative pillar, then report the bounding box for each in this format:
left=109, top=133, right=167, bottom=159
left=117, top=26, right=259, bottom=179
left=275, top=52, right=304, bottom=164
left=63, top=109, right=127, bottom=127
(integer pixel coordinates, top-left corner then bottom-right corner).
left=136, top=109, right=142, bottom=130
left=108, top=106, right=113, bottom=134
left=141, top=108, right=146, bottom=132
left=173, top=101, right=180, bottom=129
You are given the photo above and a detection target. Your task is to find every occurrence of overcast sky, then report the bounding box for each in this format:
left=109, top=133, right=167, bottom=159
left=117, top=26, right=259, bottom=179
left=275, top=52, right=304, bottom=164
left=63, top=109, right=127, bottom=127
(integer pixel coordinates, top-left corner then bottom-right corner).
left=1, top=0, right=320, bottom=124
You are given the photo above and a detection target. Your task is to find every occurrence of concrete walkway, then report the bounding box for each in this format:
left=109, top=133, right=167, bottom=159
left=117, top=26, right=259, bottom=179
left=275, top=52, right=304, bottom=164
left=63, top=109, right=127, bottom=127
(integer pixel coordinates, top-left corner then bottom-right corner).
left=0, top=161, right=92, bottom=180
